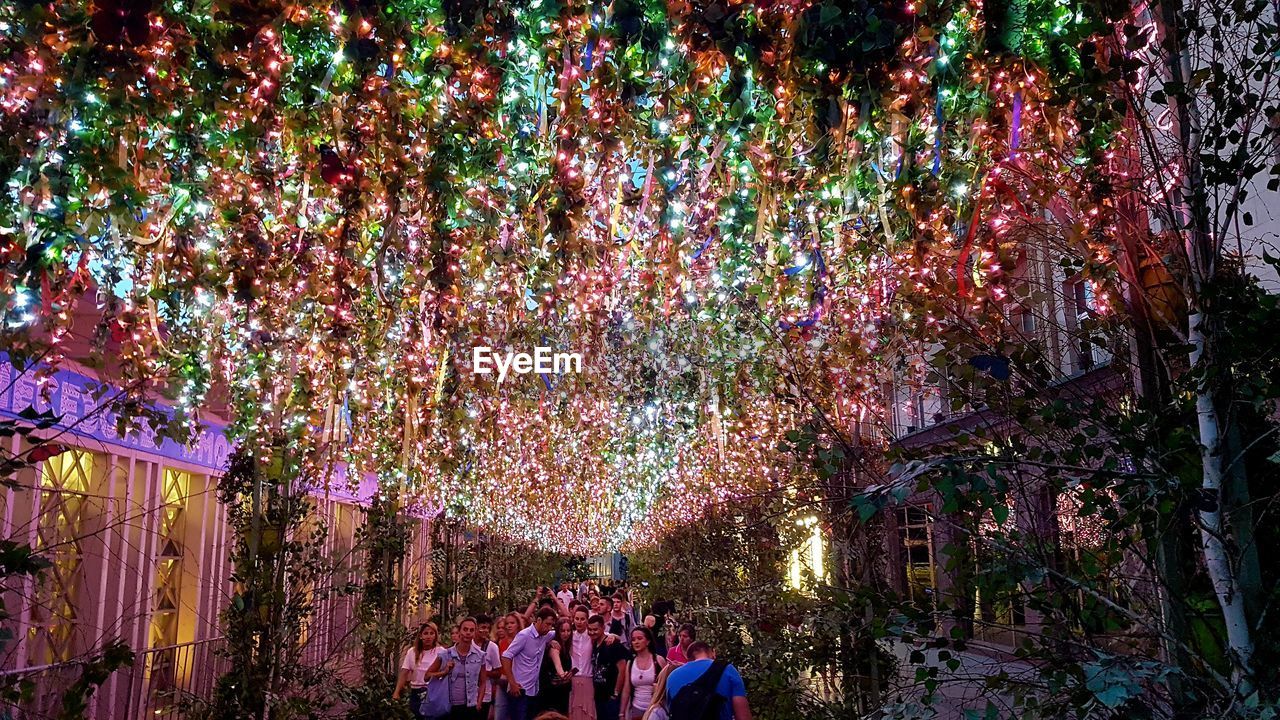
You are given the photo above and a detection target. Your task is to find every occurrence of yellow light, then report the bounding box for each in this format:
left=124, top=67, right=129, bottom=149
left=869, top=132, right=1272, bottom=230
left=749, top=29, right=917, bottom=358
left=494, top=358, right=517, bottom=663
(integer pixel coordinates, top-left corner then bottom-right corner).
left=810, top=521, right=824, bottom=582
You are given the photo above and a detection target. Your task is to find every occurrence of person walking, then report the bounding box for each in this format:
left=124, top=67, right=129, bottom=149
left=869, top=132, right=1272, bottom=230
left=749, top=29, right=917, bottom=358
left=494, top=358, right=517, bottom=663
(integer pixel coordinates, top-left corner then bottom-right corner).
left=496, top=611, right=527, bottom=720
left=567, top=607, right=597, bottom=720
left=587, top=615, right=631, bottom=720
left=394, top=622, right=453, bottom=716
left=606, top=597, right=634, bottom=639
left=664, top=625, right=696, bottom=667
left=663, top=642, right=751, bottom=720
left=502, top=608, right=559, bottom=720
left=619, top=627, right=668, bottom=720
left=476, top=615, right=503, bottom=719
left=437, top=617, right=487, bottom=720
left=642, top=616, right=667, bottom=658
left=537, top=617, right=575, bottom=715
left=557, top=582, right=577, bottom=609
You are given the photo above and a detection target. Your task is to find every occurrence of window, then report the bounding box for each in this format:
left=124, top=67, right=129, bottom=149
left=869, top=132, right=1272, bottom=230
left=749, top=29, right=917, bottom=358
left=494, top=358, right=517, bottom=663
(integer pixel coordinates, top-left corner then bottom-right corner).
left=1072, top=278, right=1097, bottom=318
left=1066, top=277, right=1100, bottom=371
left=973, top=499, right=1025, bottom=640
left=29, top=448, right=95, bottom=665
left=897, top=507, right=936, bottom=607
left=150, top=468, right=190, bottom=692
left=1010, top=304, right=1036, bottom=334
left=1057, top=487, right=1131, bottom=633
left=787, top=516, right=826, bottom=593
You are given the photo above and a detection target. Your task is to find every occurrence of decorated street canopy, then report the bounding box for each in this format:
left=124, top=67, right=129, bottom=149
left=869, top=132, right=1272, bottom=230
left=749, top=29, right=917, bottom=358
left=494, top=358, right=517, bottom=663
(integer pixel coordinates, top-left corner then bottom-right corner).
left=0, top=0, right=1123, bottom=551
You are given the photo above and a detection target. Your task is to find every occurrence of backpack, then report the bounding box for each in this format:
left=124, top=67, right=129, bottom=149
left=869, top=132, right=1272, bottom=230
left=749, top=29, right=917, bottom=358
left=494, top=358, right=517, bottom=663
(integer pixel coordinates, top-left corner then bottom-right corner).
left=669, top=660, right=730, bottom=720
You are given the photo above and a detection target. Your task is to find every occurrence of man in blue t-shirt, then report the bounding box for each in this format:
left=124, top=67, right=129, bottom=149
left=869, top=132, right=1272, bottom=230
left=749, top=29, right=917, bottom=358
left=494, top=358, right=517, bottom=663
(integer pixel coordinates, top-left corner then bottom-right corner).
left=664, top=641, right=752, bottom=720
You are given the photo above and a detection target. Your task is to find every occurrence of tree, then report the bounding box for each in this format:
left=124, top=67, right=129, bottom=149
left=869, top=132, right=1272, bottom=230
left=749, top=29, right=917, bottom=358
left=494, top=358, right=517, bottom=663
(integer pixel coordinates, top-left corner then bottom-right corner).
left=835, top=0, right=1280, bottom=714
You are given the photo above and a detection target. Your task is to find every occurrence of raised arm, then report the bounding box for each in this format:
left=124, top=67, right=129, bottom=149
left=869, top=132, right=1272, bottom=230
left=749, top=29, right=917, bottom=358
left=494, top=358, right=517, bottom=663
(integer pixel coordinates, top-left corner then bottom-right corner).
left=549, top=640, right=567, bottom=675
left=552, top=594, right=571, bottom=617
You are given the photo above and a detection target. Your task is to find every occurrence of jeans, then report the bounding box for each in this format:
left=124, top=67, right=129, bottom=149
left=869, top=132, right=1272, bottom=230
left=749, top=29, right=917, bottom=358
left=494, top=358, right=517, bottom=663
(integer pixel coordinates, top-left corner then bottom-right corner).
left=507, top=692, right=534, bottom=720
left=494, top=688, right=510, bottom=720
left=595, top=696, right=621, bottom=720
left=409, top=688, right=427, bottom=716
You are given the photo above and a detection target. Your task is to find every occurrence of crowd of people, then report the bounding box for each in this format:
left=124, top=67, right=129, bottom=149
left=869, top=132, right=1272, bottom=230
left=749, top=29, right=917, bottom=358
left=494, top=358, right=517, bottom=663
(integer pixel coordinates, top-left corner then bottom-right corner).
left=392, top=580, right=752, bottom=720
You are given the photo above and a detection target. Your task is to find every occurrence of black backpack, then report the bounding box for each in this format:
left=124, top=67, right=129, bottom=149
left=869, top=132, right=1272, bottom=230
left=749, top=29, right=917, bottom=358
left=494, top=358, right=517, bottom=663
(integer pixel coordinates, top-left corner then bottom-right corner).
left=669, top=660, right=730, bottom=720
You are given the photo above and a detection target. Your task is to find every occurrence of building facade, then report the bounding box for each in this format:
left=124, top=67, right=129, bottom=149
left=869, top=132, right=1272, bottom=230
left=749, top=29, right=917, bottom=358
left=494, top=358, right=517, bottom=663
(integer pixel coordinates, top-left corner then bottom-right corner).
left=0, top=357, right=433, bottom=719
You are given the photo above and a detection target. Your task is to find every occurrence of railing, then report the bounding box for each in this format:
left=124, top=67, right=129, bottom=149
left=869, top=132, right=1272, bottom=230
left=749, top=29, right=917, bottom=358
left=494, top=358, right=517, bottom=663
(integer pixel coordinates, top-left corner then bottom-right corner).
left=2, top=637, right=227, bottom=720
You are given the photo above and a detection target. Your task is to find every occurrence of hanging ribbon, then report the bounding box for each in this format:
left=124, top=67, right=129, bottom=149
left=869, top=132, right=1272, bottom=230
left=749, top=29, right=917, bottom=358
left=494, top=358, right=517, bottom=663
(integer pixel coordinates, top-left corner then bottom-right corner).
left=691, top=229, right=715, bottom=260
left=1009, top=90, right=1023, bottom=160
left=955, top=173, right=992, bottom=298
left=780, top=239, right=827, bottom=329
left=539, top=334, right=556, bottom=392
left=583, top=0, right=601, bottom=72
left=783, top=253, right=811, bottom=276
left=932, top=83, right=944, bottom=176
left=433, top=346, right=449, bottom=405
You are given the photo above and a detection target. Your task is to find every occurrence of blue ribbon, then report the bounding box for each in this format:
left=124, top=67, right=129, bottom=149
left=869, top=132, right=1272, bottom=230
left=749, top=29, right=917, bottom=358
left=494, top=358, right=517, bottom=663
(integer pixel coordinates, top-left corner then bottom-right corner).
left=691, top=231, right=715, bottom=260
left=1010, top=90, right=1023, bottom=159
left=780, top=243, right=827, bottom=329
left=932, top=84, right=944, bottom=176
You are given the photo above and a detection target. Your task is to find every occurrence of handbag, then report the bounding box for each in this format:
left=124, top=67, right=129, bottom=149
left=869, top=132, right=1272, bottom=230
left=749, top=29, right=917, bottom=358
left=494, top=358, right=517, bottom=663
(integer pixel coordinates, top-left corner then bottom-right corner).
left=416, top=675, right=451, bottom=719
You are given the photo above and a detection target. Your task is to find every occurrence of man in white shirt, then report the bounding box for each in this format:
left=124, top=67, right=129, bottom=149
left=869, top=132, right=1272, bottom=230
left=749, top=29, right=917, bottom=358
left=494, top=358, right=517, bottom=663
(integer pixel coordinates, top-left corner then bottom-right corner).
left=475, top=615, right=503, bottom=715
left=557, top=581, right=577, bottom=609
left=502, top=607, right=557, bottom=720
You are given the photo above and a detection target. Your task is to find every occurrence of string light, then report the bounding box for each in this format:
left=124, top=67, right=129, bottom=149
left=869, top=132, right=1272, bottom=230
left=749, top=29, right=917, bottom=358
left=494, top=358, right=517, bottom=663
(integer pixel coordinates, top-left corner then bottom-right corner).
left=0, top=0, right=1117, bottom=552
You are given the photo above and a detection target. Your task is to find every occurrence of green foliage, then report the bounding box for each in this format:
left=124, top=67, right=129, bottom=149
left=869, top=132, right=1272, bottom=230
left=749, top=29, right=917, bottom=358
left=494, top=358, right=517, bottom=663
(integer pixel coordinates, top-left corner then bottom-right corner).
left=559, top=554, right=592, bottom=583
left=846, top=261, right=1280, bottom=716
left=632, top=497, right=893, bottom=720
left=208, top=445, right=337, bottom=720
left=350, top=493, right=414, bottom=720
left=438, top=529, right=571, bottom=618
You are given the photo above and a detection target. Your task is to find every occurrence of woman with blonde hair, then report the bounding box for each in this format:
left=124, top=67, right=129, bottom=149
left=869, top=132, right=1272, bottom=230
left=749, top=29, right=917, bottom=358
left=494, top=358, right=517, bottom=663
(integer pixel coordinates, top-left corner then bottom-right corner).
left=639, top=663, right=674, bottom=720
left=393, top=622, right=454, bottom=712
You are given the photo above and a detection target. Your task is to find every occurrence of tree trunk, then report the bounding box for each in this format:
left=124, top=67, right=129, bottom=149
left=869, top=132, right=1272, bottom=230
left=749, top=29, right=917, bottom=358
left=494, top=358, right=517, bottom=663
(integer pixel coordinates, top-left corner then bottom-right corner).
left=1156, top=0, right=1257, bottom=694
left=1188, top=314, right=1254, bottom=692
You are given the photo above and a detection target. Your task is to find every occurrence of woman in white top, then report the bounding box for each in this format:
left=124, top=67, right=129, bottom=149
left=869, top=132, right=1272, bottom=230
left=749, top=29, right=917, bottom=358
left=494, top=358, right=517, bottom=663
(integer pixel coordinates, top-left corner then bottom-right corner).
left=640, top=664, right=675, bottom=720
left=393, top=622, right=454, bottom=709
left=619, top=627, right=668, bottom=720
